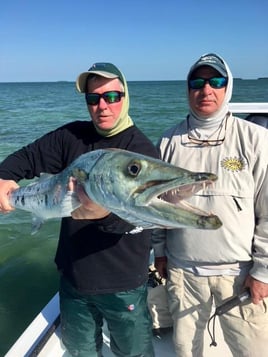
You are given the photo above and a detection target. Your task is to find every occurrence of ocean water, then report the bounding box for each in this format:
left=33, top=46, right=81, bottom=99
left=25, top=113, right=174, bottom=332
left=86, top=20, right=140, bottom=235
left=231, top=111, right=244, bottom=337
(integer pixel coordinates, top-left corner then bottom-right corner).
left=0, top=79, right=267, bottom=355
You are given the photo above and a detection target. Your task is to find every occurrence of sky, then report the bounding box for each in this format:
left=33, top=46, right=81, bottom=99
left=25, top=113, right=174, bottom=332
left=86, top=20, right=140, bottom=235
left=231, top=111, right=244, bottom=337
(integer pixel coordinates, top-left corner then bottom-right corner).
left=1, top=0, right=268, bottom=82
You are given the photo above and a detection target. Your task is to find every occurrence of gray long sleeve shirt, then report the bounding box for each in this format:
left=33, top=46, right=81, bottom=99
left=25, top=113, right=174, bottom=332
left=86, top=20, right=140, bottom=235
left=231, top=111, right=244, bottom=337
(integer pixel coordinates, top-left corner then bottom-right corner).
left=152, top=115, right=268, bottom=283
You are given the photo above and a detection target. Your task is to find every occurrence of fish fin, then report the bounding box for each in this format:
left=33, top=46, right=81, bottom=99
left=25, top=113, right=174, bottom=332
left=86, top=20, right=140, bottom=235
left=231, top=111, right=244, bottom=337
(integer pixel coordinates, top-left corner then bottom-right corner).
left=39, top=173, right=54, bottom=180
left=60, top=191, right=81, bottom=216
left=31, top=215, right=44, bottom=235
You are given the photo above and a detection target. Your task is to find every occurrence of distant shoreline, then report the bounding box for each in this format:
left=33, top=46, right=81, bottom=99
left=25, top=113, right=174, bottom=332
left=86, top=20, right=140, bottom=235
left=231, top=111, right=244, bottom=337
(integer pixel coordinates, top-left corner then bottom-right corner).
left=1, top=78, right=268, bottom=84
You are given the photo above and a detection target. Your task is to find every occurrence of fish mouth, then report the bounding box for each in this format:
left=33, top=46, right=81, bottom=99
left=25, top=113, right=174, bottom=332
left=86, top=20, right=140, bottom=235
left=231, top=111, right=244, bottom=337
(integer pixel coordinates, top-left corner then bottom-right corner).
left=158, top=181, right=214, bottom=216
left=134, top=176, right=222, bottom=229
left=136, top=179, right=213, bottom=215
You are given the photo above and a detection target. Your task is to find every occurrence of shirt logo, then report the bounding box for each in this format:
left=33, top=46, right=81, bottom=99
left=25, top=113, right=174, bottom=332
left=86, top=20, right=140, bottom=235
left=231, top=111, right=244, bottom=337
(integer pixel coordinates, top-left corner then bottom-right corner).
left=221, top=157, right=246, bottom=172
left=127, top=304, right=135, bottom=311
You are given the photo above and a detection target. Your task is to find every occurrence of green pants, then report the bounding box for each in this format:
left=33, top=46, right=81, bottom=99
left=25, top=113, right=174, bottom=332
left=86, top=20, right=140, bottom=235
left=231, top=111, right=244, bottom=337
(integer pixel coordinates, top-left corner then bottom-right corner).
left=59, top=276, right=154, bottom=357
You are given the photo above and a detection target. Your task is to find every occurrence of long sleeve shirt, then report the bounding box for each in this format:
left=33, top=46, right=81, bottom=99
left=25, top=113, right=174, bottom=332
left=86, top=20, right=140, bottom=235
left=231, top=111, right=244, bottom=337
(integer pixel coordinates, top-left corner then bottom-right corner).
left=0, top=121, right=158, bottom=293
left=152, top=115, right=268, bottom=283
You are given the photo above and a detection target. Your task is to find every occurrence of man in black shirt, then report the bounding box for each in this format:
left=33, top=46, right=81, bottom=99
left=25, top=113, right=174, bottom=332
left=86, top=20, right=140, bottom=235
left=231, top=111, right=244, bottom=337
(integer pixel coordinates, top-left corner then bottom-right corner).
left=0, top=63, right=157, bottom=357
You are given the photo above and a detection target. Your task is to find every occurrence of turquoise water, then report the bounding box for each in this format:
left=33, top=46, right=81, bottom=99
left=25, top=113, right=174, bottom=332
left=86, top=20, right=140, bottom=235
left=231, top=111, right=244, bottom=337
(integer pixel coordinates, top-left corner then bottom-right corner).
left=0, top=79, right=267, bottom=355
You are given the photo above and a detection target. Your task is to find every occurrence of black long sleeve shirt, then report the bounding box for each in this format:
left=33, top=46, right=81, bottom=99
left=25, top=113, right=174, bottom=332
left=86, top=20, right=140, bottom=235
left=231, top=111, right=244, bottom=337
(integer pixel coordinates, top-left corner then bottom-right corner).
left=0, top=121, right=158, bottom=293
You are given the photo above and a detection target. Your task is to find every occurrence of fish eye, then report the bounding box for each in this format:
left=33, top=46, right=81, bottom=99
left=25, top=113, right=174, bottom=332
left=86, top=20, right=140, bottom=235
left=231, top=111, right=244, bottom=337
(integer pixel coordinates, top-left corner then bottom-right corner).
left=127, top=161, right=141, bottom=176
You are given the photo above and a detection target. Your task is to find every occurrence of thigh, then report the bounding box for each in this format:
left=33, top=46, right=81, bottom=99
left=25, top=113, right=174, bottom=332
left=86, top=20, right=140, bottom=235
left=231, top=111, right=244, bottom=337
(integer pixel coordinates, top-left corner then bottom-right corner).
left=212, top=275, right=268, bottom=357
left=97, top=284, right=154, bottom=357
left=167, top=267, right=213, bottom=357
left=59, top=276, right=103, bottom=357
left=238, top=297, right=268, bottom=357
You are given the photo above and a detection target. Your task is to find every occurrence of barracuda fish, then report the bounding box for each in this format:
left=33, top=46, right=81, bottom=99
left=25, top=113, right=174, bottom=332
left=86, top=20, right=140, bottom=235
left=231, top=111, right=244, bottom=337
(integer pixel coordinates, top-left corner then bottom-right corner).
left=9, top=148, right=222, bottom=234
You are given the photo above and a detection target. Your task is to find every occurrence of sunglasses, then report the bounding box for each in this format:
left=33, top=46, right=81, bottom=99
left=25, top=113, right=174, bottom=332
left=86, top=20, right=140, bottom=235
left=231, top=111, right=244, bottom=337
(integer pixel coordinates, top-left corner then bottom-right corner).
left=187, top=134, right=225, bottom=146
left=85, top=91, right=125, bottom=105
left=189, top=77, right=227, bottom=90
left=186, top=115, right=228, bottom=147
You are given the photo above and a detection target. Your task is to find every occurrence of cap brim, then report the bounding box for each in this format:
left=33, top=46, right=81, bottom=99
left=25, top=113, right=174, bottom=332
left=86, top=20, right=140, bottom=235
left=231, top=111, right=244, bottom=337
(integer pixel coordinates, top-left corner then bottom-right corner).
left=76, top=71, right=119, bottom=93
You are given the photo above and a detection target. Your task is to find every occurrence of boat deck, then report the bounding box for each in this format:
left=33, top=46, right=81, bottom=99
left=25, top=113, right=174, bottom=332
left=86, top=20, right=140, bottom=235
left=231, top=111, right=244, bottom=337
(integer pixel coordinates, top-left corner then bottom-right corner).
left=38, top=320, right=232, bottom=356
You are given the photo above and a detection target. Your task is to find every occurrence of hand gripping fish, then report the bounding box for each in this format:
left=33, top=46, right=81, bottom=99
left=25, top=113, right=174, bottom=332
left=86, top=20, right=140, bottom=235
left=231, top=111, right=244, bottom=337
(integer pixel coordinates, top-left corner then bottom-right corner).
left=9, top=148, right=222, bottom=234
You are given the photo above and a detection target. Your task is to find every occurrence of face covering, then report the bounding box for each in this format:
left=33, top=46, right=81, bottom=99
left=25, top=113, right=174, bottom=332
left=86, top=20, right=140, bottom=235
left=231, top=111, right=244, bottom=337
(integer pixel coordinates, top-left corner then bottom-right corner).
left=186, top=54, right=233, bottom=136
left=94, top=70, right=134, bottom=137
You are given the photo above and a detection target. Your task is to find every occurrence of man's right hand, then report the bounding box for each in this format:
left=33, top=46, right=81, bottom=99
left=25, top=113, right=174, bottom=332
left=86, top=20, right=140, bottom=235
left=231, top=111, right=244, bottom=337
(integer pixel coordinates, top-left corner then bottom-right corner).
left=0, top=179, right=19, bottom=213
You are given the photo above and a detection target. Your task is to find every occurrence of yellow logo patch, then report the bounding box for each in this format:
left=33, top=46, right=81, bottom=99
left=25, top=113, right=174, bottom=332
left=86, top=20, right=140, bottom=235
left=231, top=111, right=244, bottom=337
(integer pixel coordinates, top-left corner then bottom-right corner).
left=221, top=157, right=246, bottom=172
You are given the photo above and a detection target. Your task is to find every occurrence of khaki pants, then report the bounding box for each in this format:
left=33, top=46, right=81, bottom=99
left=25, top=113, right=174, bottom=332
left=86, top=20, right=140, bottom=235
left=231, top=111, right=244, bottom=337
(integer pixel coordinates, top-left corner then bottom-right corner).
left=167, top=266, right=268, bottom=357
left=147, top=285, right=173, bottom=329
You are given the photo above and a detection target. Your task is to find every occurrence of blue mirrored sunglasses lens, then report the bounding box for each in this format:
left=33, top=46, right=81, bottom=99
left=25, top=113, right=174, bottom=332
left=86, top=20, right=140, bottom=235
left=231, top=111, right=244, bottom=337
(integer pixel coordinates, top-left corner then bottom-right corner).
left=189, top=78, right=205, bottom=89
left=103, top=91, right=121, bottom=103
left=209, top=77, right=227, bottom=88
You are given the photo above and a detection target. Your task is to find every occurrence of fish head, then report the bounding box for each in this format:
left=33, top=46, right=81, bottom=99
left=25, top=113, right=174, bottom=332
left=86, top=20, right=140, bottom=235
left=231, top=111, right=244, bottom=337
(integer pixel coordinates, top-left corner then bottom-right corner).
left=73, top=149, right=222, bottom=230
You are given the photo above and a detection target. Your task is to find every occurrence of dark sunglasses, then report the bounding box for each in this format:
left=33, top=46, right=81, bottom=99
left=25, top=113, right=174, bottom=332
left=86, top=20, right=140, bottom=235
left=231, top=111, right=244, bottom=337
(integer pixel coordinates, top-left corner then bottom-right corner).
left=85, top=91, right=125, bottom=105
left=189, top=77, right=228, bottom=90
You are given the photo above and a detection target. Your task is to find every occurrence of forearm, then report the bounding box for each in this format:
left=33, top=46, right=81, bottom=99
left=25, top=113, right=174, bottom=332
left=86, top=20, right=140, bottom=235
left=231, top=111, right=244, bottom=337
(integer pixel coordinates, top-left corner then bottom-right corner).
left=0, top=149, right=34, bottom=181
